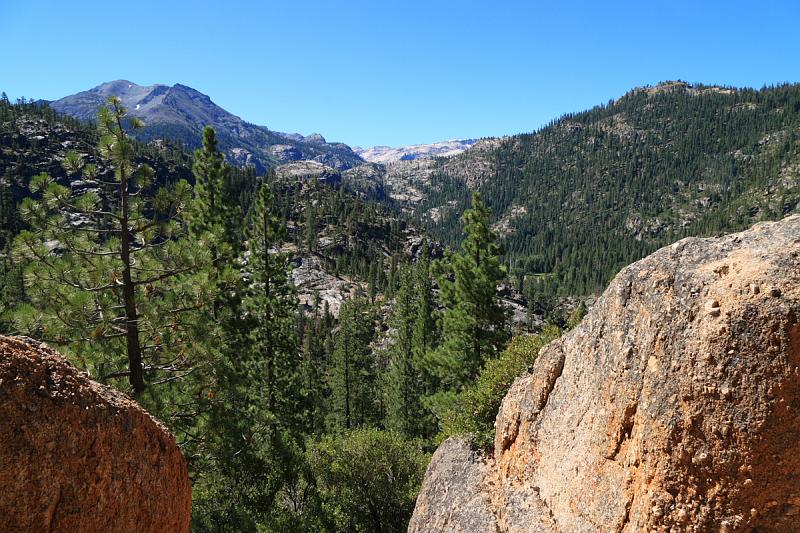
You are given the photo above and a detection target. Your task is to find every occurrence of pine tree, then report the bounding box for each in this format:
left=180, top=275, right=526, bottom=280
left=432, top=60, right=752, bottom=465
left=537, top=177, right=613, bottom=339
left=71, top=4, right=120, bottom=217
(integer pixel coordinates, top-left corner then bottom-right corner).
left=386, top=253, right=398, bottom=298
left=245, top=182, right=302, bottom=433
left=427, top=192, right=509, bottom=391
left=295, top=290, right=328, bottom=435
left=305, top=203, right=317, bottom=253
left=12, top=97, right=202, bottom=395
left=188, top=126, right=239, bottom=260
left=412, top=241, right=436, bottom=364
left=367, top=261, right=378, bottom=303
left=327, top=297, right=377, bottom=430
left=411, top=241, right=438, bottom=440
left=0, top=174, right=15, bottom=247
left=384, top=265, right=426, bottom=437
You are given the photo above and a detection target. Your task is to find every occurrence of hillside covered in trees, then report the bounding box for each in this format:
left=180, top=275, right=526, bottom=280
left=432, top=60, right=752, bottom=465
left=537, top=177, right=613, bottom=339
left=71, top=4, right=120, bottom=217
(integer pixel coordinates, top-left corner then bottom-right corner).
left=392, top=82, right=800, bottom=298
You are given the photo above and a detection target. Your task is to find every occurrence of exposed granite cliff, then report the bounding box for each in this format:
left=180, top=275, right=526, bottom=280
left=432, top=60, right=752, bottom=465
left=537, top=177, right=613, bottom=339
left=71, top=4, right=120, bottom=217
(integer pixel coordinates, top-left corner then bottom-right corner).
left=0, top=336, right=191, bottom=532
left=411, top=215, right=800, bottom=532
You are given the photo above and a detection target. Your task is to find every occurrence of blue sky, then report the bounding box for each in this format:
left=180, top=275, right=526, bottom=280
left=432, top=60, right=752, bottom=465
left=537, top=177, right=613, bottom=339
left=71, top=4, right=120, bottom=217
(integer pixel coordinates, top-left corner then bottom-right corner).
left=1, top=0, right=798, bottom=147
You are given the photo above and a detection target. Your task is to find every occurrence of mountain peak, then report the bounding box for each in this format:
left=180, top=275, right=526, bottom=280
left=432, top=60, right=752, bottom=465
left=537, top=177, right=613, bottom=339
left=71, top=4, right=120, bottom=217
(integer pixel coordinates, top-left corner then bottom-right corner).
left=50, top=81, right=365, bottom=172
left=305, top=133, right=326, bottom=144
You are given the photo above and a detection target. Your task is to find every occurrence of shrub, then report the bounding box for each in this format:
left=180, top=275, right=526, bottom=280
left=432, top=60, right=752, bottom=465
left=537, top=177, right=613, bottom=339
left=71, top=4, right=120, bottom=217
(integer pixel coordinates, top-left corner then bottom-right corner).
left=306, top=428, right=430, bottom=532
left=436, top=326, right=561, bottom=450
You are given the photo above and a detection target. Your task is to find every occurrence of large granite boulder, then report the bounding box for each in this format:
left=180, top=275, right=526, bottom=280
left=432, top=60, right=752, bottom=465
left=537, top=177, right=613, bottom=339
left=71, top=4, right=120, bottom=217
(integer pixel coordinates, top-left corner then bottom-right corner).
left=0, top=336, right=191, bottom=532
left=411, top=215, right=800, bottom=532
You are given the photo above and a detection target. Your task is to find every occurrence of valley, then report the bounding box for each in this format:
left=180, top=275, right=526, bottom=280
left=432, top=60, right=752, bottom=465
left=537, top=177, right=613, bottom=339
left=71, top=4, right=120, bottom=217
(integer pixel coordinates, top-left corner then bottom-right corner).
left=1, top=74, right=799, bottom=533
left=46, top=79, right=800, bottom=303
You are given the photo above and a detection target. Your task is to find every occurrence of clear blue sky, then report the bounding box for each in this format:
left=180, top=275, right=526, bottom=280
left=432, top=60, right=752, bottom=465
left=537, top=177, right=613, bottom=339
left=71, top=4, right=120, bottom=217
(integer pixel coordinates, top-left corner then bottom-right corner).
left=1, top=0, right=798, bottom=147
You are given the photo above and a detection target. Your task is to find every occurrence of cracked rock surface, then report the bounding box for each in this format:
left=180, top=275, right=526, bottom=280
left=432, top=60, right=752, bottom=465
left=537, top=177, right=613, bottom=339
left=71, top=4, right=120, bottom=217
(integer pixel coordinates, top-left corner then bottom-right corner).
left=410, top=215, right=800, bottom=532
left=0, top=336, right=191, bottom=532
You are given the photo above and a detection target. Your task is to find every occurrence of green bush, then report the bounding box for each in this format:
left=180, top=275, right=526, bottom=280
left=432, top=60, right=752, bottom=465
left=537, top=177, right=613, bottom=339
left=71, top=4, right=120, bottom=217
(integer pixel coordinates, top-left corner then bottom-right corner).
left=436, top=326, right=561, bottom=450
left=306, top=428, right=430, bottom=533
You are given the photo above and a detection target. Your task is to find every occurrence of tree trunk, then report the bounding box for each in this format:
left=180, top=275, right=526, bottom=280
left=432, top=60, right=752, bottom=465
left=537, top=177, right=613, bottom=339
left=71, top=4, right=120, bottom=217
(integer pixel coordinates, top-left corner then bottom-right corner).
left=344, top=345, right=351, bottom=429
left=119, top=160, right=145, bottom=395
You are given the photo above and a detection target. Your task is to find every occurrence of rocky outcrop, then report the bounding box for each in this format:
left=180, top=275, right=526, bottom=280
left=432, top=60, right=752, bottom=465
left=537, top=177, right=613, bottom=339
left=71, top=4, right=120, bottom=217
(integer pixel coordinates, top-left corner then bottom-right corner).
left=411, top=215, right=800, bottom=532
left=274, top=160, right=340, bottom=183
left=0, top=336, right=191, bottom=532
left=408, top=438, right=499, bottom=533
left=291, top=252, right=364, bottom=317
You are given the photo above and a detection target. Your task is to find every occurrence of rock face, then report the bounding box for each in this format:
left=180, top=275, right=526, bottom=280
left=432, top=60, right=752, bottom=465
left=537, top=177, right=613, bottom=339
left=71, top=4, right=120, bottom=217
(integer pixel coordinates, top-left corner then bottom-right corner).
left=0, top=336, right=191, bottom=532
left=291, top=253, right=364, bottom=317
left=408, top=438, right=504, bottom=533
left=274, top=160, right=340, bottom=183
left=411, top=215, right=800, bottom=532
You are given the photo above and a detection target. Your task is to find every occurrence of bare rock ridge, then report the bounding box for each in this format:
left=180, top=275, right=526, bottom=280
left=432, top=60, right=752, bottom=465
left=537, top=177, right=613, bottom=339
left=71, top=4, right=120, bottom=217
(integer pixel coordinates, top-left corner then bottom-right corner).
left=410, top=215, right=800, bottom=532
left=0, top=336, right=191, bottom=532
left=354, top=139, right=477, bottom=164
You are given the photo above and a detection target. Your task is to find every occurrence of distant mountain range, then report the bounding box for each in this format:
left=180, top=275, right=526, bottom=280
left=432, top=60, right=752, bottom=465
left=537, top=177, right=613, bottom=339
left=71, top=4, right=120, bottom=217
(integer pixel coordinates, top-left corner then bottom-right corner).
left=354, top=139, right=477, bottom=164
left=50, top=80, right=364, bottom=172
left=17, top=78, right=800, bottom=301
left=49, top=81, right=479, bottom=173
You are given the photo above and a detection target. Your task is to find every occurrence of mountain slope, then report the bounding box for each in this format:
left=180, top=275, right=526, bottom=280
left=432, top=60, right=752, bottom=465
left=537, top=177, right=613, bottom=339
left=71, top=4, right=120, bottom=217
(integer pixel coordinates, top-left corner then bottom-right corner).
left=50, top=80, right=364, bottom=172
left=373, top=82, right=800, bottom=296
left=0, top=99, right=428, bottom=324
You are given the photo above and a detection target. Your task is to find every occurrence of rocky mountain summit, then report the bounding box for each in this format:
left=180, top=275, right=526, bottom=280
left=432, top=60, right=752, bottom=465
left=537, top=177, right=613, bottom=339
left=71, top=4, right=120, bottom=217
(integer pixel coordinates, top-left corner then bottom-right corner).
left=0, top=336, right=191, bottom=532
left=410, top=214, right=800, bottom=532
left=50, top=80, right=364, bottom=172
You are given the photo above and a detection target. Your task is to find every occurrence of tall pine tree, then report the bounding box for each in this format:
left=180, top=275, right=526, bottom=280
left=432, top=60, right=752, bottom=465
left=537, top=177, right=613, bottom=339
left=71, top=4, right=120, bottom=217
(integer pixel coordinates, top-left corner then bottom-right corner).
left=426, top=192, right=509, bottom=391
left=188, top=125, right=240, bottom=261
left=383, top=265, right=426, bottom=437
left=245, top=182, right=303, bottom=433
left=327, top=297, right=377, bottom=431
left=13, top=97, right=203, bottom=395
left=412, top=241, right=437, bottom=368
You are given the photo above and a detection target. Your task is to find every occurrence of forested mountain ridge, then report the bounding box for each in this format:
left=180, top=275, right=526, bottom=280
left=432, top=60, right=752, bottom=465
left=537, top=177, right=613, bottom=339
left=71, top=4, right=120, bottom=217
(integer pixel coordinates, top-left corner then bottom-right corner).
left=50, top=80, right=364, bottom=172
left=363, top=81, right=800, bottom=298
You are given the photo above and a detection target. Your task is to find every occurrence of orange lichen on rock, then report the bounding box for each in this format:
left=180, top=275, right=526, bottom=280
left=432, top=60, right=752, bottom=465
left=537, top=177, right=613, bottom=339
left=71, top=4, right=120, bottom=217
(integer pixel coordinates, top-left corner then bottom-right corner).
left=0, top=336, right=191, bottom=532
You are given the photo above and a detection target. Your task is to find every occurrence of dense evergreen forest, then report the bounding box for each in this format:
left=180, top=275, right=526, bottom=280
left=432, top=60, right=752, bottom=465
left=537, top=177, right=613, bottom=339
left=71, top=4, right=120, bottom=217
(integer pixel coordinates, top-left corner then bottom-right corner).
left=0, top=96, right=554, bottom=531
left=414, top=82, right=800, bottom=300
